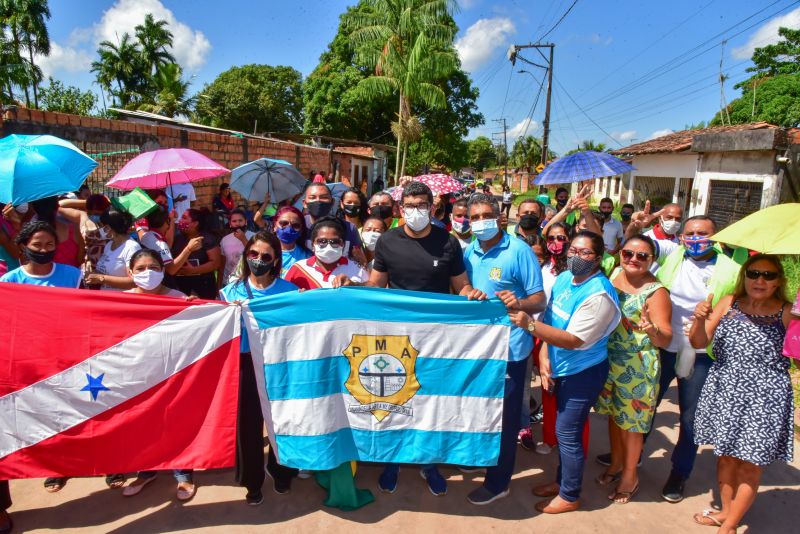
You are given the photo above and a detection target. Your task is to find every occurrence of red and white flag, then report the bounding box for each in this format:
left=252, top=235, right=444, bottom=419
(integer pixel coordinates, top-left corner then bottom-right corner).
left=0, top=283, right=240, bottom=478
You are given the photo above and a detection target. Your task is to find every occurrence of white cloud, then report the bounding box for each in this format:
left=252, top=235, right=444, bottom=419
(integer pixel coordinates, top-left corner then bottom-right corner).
left=732, top=6, right=800, bottom=59
left=458, top=0, right=479, bottom=8
left=613, top=130, right=638, bottom=143
left=455, top=17, right=515, bottom=72
left=36, top=42, right=93, bottom=79
left=507, top=117, right=539, bottom=140
left=93, top=0, right=211, bottom=71
left=647, top=128, right=674, bottom=140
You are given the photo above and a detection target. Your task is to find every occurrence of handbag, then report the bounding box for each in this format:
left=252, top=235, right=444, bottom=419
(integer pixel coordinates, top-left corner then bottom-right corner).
left=782, top=319, right=800, bottom=360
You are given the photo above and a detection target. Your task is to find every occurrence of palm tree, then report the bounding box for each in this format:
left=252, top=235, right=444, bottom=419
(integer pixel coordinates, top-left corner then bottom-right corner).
left=349, top=0, right=457, bottom=178
left=135, top=14, right=174, bottom=75
left=0, top=31, right=27, bottom=104
left=18, top=0, right=50, bottom=107
left=138, top=63, right=195, bottom=117
left=565, top=140, right=608, bottom=155
left=91, top=33, right=142, bottom=108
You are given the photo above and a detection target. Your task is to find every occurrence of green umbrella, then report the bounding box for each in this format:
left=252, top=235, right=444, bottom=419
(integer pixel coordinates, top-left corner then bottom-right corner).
left=711, top=203, right=800, bottom=254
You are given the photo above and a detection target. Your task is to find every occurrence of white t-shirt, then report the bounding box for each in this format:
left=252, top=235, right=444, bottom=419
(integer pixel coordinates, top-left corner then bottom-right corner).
left=220, top=231, right=255, bottom=282
left=645, top=228, right=679, bottom=274
left=565, top=291, right=621, bottom=348
left=166, top=183, right=196, bottom=218
left=602, top=217, right=624, bottom=251
left=96, top=239, right=141, bottom=291
left=537, top=260, right=560, bottom=321
left=664, top=256, right=716, bottom=353
left=140, top=231, right=173, bottom=265
left=502, top=191, right=513, bottom=203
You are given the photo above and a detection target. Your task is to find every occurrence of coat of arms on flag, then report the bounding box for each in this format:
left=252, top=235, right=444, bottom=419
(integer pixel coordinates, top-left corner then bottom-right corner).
left=343, top=335, right=420, bottom=421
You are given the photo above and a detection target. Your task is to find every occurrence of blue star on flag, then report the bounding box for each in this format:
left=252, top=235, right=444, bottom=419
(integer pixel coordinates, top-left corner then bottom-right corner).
left=81, top=373, right=110, bottom=401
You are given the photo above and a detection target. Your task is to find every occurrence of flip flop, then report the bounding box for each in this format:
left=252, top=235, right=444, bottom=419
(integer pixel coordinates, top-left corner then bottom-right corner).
left=176, top=482, right=197, bottom=501
left=105, top=474, right=126, bottom=489
left=693, top=510, right=723, bottom=527
left=608, top=482, right=640, bottom=504
left=43, top=477, right=67, bottom=493
left=595, top=471, right=621, bottom=486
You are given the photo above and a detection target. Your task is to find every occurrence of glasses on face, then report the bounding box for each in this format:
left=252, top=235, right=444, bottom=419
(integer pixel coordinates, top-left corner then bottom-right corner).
left=247, top=251, right=273, bottom=262
left=547, top=234, right=568, bottom=242
left=567, top=247, right=596, bottom=259
left=745, top=269, right=779, bottom=281
left=403, top=203, right=430, bottom=211
left=621, top=249, right=653, bottom=262
left=314, top=238, right=344, bottom=247
left=277, top=220, right=302, bottom=230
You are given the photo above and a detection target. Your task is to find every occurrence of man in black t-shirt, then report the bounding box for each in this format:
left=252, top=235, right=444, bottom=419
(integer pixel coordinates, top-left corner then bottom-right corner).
left=361, top=181, right=486, bottom=497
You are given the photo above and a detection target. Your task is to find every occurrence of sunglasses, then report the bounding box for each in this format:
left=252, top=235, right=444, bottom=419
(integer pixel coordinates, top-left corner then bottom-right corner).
left=745, top=269, right=779, bottom=281
left=621, top=250, right=653, bottom=262
left=547, top=234, right=568, bottom=242
left=277, top=220, right=302, bottom=230
left=247, top=251, right=274, bottom=262
left=314, top=238, right=344, bottom=247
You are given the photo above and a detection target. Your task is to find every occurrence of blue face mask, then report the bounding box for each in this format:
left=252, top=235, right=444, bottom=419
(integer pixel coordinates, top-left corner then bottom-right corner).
left=684, top=235, right=713, bottom=258
left=89, top=214, right=102, bottom=224
left=471, top=218, right=499, bottom=241
left=276, top=225, right=300, bottom=244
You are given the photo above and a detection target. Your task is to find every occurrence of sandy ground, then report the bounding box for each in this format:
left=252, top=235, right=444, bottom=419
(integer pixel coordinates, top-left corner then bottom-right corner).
left=7, top=382, right=800, bottom=534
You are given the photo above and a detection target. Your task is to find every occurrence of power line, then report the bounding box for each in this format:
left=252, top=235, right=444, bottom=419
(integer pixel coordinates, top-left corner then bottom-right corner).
left=538, top=0, right=580, bottom=42
left=554, top=78, right=621, bottom=146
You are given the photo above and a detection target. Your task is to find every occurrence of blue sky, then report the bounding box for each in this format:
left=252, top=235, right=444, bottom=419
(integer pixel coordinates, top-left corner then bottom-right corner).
left=42, top=0, right=800, bottom=154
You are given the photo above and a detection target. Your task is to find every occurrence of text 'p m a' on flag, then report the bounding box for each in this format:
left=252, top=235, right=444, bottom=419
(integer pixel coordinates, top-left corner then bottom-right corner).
left=244, top=287, right=511, bottom=471
left=0, top=283, right=241, bottom=478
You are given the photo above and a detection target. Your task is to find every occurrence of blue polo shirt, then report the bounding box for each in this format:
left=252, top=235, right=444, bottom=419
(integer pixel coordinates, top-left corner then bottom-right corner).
left=464, top=232, right=544, bottom=362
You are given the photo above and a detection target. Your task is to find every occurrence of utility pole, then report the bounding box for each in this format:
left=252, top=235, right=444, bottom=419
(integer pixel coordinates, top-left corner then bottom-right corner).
left=508, top=43, right=555, bottom=167
left=493, top=118, right=508, bottom=185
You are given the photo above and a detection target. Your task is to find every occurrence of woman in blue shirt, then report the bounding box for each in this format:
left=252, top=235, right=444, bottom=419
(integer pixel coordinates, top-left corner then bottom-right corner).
left=510, top=230, right=621, bottom=514
left=219, top=231, right=298, bottom=505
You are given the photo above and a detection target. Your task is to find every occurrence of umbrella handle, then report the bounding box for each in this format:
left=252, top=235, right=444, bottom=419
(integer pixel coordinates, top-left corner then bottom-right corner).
left=166, top=173, right=174, bottom=213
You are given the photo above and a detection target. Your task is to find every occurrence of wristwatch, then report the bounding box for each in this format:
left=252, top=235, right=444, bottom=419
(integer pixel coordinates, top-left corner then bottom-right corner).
left=526, top=318, right=537, bottom=335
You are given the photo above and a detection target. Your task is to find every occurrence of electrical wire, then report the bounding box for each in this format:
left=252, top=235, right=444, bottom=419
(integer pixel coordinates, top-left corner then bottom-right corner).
left=538, top=0, right=580, bottom=42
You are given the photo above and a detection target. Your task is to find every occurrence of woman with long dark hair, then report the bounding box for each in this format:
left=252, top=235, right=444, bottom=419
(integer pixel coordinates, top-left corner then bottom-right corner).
left=171, top=208, right=222, bottom=299
left=272, top=205, right=310, bottom=277
left=219, top=232, right=299, bottom=504
left=339, top=187, right=368, bottom=230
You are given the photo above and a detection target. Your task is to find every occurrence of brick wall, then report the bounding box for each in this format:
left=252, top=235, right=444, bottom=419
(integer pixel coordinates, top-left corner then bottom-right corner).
left=1, top=108, right=363, bottom=209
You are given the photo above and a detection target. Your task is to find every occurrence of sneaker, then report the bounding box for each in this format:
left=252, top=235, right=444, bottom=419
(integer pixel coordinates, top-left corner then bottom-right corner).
left=457, top=467, right=486, bottom=474
left=535, top=443, right=554, bottom=455
left=519, top=428, right=536, bottom=450
left=661, top=470, right=686, bottom=503
left=596, top=452, right=642, bottom=467
left=378, top=465, right=399, bottom=493
left=245, top=490, right=263, bottom=506
left=420, top=466, right=447, bottom=496
left=530, top=405, right=544, bottom=425
left=467, top=486, right=510, bottom=505
left=297, top=469, right=313, bottom=479
left=265, top=464, right=291, bottom=495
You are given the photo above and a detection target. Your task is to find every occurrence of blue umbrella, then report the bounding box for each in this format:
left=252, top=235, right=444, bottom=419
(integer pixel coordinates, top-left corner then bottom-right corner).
left=0, top=134, right=98, bottom=205
left=230, top=158, right=306, bottom=203
left=534, top=150, right=634, bottom=185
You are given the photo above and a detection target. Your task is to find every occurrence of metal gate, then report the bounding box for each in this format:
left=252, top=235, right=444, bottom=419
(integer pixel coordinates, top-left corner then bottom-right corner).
left=707, top=180, right=763, bottom=229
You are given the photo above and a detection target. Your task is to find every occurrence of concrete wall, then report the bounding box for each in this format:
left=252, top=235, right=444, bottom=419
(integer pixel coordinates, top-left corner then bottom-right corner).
left=691, top=150, right=781, bottom=215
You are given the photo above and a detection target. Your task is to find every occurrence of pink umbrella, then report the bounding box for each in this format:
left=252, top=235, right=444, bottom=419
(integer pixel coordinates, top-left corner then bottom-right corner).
left=106, top=148, right=229, bottom=190
left=415, top=173, right=463, bottom=195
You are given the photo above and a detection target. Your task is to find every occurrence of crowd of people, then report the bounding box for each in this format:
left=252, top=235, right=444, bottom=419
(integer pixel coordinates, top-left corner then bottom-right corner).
left=0, top=176, right=797, bottom=534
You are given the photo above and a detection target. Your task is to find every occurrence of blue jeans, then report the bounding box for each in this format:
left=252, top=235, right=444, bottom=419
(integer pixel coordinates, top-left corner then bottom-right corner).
left=519, top=356, right=534, bottom=430
left=554, top=359, right=609, bottom=502
left=485, top=358, right=528, bottom=494
left=139, top=470, right=193, bottom=483
left=646, top=349, right=712, bottom=479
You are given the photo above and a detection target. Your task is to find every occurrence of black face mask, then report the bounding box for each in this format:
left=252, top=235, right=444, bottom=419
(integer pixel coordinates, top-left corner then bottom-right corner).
left=230, top=224, right=246, bottom=231
left=25, top=247, right=56, bottom=265
left=600, top=210, right=613, bottom=219
left=307, top=200, right=333, bottom=218
left=556, top=199, right=568, bottom=208
left=247, top=258, right=272, bottom=277
left=518, top=214, right=540, bottom=230
left=342, top=205, right=361, bottom=217
left=370, top=205, right=393, bottom=220
left=621, top=212, right=632, bottom=221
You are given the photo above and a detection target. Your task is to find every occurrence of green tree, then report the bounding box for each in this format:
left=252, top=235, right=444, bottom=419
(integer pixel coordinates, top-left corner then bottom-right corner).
left=18, top=0, right=50, bottom=108
left=193, top=64, right=304, bottom=132
left=91, top=33, right=147, bottom=108
left=349, top=0, right=458, bottom=177
left=0, top=30, right=27, bottom=103
left=1, top=0, right=49, bottom=107
left=135, top=13, right=175, bottom=76
left=564, top=140, right=607, bottom=156
left=38, top=76, right=97, bottom=115
left=466, top=136, right=496, bottom=171
left=138, top=63, right=194, bottom=118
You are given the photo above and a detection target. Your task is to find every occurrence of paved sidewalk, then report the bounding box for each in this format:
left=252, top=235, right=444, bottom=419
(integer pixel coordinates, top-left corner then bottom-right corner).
left=7, top=384, right=799, bottom=533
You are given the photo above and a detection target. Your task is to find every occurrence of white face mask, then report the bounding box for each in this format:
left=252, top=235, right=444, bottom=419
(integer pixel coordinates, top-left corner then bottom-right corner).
left=660, top=218, right=681, bottom=235
left=403, top=207, right=430, bottom=232
left=315, top=244, right=344, bottom=264
left=132, top=269, right=164, bottom=290
left=361, top=231, right=381, bottom=251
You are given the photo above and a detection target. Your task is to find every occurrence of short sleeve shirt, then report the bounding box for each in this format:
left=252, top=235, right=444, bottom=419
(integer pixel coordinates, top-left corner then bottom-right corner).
left=602, top=217, right=624, bottom=251
left=171, top=231, right=219, bottom=268
left=0, top=263, right=82, bottom=288
left=284, top=257, right=368, bottom=290
left=96, top=239, right=141, bottom=290
left=373, top=225, right=466, bottom=294
left=140, top=230, right=173, bottom=265
left=220, top=231, right=255, bottom=282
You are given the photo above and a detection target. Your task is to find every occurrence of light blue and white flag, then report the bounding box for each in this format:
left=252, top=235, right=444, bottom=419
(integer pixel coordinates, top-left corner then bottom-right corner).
left=244, top=287, right=511, bottom=471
